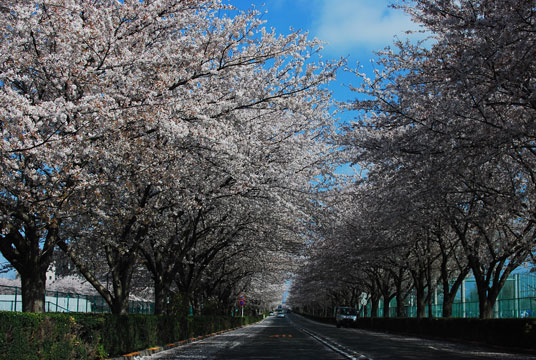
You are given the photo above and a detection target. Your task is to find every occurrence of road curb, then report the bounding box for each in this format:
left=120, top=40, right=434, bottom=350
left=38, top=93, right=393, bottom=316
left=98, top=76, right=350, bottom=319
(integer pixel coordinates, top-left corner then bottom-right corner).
left=107, top=318, right=266, bottom=360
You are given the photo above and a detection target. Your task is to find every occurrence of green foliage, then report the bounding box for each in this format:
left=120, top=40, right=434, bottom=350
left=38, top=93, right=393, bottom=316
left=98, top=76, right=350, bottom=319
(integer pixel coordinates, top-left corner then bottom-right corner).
left=167, top=292, right=191, bottom=317
left=201, top=299, right=222, bottom=316
left=156, top=314, right=182, bottom=344
left=0, top=312, right=100, bottom=360
left=0, top=312, right=40, bottom=360
left=99, top=315, right=155, bottom=355
left=0, top=312, right=263, bottom=360
left=67, top=313, right=107, bottom=356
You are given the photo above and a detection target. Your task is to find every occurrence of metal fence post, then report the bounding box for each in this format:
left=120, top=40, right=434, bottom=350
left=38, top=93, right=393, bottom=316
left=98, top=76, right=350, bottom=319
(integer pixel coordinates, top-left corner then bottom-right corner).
left=461, top=279, right=466, bottom=318
left=14, top=286, right=18, bottom=312
left=515, top=273, right=520, bottom=318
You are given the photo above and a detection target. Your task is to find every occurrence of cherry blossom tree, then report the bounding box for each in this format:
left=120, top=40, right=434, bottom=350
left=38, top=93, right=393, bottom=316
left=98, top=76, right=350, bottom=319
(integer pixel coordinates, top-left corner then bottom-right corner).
left=0, top=0, right=105, bottom=312
left=340, top=0, right=536, bottom=318
left=2, top=0, right=340, bottom=314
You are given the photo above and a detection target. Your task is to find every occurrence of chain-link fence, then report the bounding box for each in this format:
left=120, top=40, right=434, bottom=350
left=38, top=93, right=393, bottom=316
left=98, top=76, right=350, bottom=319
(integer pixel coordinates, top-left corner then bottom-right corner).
left=0, top=285, right=154, bottom=314
left=369, top=272, right=536, bottom=318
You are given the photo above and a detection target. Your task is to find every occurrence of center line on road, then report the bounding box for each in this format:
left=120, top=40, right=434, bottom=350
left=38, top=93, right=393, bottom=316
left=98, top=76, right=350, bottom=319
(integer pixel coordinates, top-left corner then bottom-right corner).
left=288, top=316, right=372, bottom=360
left=297, top=327, right=371, bottom=360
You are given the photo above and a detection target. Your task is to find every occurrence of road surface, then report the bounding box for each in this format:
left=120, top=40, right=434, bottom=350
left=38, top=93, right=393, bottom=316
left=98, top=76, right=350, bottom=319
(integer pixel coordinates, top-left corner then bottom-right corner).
left=141, top=313, right=536, bottom=360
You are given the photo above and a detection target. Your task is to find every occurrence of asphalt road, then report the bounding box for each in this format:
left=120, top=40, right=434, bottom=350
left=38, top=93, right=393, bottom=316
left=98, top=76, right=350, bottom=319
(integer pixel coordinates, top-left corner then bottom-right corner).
left=142, top=313, right=536, bottom=360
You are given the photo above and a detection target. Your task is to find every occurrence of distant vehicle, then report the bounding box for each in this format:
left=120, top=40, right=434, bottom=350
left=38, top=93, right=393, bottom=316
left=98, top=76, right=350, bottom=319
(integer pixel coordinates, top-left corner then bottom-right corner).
left=277, top=312, right=285, bottom=318
left=269, top=312, right=275, bottom=316
left=335, top=306, right=357, bottom=328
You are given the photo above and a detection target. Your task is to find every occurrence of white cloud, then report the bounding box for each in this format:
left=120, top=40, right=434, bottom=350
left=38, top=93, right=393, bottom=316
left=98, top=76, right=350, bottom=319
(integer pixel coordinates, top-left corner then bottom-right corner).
left=313, top=0, right=422, bottom=53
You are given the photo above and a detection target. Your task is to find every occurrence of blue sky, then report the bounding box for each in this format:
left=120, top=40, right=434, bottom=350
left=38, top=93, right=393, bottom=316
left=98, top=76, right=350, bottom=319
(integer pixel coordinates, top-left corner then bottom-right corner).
left=228, top=1, right=422, bottom=177
left=229, top=0, right=421, bottom=103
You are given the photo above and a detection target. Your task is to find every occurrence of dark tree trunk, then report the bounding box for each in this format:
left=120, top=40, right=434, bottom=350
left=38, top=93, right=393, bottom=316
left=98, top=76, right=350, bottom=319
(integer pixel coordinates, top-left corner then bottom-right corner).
left=392, top=267, right=410, bottom=317
left=427, top=289, right=434, bottom=318
left=435, top=221, right=471, bottom=318
left=412, top=269, right=427, bottom=319
left=468, top=254, right=517, bottom=319
left=448, top=203, right=531, bottom=319
left=142, top=245, right=176, bottom=315
left=442, top=290, right=456, bottom=318
left=59, top=240, right=139, bottom=315
left=20, top=267, right=47, bottom=313
left=441, top=267, right=470, bottom=318
left=111, top=295, right=130, bottom=316
left=107, top=245, right=137, bottom=315
left=478, top=297, right=495, bottom=319
left=472, top=260, right=504, bottom=319
left=416, top=287, right=426, bottom=318
left=375, top=270, right=394, bottom=318
left=395, top=292, right=406, bottom=317
left=370, top=294, right=380, bottom=318
left=383, top=296, right=391, bottom=318
left=153, top=279, right=168, bottom=315
left=0, top=219, right=57, bottom=313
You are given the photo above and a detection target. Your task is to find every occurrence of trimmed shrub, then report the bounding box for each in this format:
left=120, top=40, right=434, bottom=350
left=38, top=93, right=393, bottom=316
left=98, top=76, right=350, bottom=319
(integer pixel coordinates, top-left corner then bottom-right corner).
left=298, top=312, right=536, bottom=350
left=0, top=312, right=263, bottom=360
left=0, top=312, right=99, bottom=360
left=352, top=317, right=536, bottom=350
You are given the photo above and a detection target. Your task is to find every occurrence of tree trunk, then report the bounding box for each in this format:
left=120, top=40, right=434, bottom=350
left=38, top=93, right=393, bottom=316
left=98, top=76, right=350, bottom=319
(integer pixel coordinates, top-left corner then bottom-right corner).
left=111, top=296, right=130, bottom=315
left=58, top=240, right=138, bottom=315
left=20, top=268, right=46, bottom=313
left=108, top=247, right=136, bottom=315
left=467, top=254, right=515, bottom=319
left=437, top=225, right=471, bottom=318
left=395, top=292, right=406, bottom=317
left=370, top=294, right=380, bottom=318
left=412, top=270, right=426, bottom=319
left=427, top=290, right=434, bottom=318
left=441, top=266, right=470, bottom=318
left=375, top=271, right=394, bottom=318
left=415, top=286, right=426, bottom=318
left=383, top=296, right=391, bottom=318
left=0, top=219, right=57, bottom=313
left=479, top=297, right=495, bottom=319
left=153, top=279, right=168, bottom=315
left=474, top=270, right=502, bottom=319
left=140, top=243, right=177, bottom=315
left=442, top=290, right=456, bottom=318
left=392, top=267, right=410, bottom=317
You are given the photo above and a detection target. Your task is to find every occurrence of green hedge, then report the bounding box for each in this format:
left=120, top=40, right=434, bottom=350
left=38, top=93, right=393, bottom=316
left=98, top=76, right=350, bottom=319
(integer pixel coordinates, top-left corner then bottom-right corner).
left=353, top=317, right=536, bottom=350
left=299, top=313, right=536, bottom=350
left=0, top=312, right=262, bottom=360
left=0, top=313, right=100, bottom=360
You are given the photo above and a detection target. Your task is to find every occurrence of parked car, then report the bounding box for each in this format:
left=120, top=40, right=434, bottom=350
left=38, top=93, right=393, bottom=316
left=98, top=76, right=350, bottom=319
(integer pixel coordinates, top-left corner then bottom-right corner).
left=335, top=306, right=357, bottom=328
